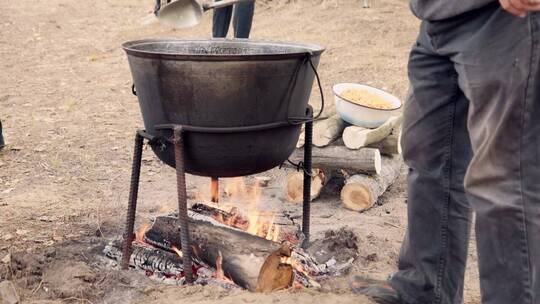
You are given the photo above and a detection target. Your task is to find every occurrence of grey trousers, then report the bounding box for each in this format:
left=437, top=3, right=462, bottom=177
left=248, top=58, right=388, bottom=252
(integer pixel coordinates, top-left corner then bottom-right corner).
left=212, top=0, right=254, bottom=38
left=390, top=3, right=540, bottom=304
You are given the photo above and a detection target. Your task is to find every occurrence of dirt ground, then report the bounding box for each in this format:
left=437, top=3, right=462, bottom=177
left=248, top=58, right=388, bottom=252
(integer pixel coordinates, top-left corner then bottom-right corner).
left=0, top=0, right=481, bottom=303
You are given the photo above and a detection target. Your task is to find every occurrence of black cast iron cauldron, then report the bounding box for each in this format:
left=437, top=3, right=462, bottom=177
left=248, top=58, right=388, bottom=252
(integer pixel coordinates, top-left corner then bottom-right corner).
left=123, top=39, right=324, bottom=177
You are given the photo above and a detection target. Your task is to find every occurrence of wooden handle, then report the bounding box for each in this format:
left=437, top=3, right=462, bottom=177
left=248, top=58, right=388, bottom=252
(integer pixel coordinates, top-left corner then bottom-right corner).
left=204, top=0, right=254, bottom=11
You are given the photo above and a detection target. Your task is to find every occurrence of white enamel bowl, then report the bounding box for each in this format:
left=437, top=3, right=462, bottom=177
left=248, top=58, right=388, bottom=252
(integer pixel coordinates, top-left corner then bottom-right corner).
left=333, top=83, right=402, bottom=128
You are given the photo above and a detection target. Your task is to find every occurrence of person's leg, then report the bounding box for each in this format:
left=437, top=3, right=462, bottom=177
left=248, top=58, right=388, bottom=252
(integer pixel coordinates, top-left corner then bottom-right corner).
left=0, top=120, right=4, bottom=150
left=388, top=22, right=473, bottom=304
left=443, top=8, right=540, bottom=304
left=232, top=2, right=254, bottom=38
left=212, top=0, right=233, bottom=38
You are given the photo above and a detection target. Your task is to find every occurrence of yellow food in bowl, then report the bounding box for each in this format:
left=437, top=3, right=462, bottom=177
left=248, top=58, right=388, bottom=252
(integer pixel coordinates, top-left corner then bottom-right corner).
left=340, top=89, right=395, bottom=110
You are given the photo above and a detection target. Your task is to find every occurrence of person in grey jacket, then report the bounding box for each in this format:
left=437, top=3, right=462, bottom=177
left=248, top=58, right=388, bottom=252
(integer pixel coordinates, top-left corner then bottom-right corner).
left=351, top=1, right=540, bottom=303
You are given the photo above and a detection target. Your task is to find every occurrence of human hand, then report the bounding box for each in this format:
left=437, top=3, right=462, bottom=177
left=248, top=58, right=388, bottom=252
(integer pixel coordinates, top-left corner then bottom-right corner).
left=500, top=0, right=540, bottom=17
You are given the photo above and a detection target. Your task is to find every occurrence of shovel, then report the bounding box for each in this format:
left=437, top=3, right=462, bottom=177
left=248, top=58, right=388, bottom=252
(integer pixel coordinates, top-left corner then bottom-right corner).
left=157, top=0, right=255, bottom=28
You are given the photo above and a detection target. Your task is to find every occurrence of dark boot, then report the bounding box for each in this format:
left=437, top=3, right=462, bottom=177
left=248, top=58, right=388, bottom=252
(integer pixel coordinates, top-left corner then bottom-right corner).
left=350, top=276, right=405, bottom=304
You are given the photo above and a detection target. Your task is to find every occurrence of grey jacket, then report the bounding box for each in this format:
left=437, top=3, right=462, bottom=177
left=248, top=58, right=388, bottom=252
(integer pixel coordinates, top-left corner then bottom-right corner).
left=410, top=0, right=496, bottom=20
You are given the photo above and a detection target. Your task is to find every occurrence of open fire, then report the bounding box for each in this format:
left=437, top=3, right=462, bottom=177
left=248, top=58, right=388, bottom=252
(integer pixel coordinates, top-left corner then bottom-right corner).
left=105, top=176, right=330, bottom=291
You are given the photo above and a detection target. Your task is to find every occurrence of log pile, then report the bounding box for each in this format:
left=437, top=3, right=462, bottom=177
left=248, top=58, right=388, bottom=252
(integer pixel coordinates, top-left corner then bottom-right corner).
left=287, top=114, right=403, bottom=212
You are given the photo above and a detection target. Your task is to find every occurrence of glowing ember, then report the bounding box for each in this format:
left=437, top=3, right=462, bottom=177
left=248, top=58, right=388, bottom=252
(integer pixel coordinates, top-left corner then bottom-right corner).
left=211, top=177, right=219, bottom=203
left=171, top=246, right=183, bottom=258
left=135, top=223, right=151, bottom=244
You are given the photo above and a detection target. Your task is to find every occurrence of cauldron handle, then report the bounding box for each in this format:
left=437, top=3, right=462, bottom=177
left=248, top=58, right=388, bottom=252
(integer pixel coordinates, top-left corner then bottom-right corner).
left=307, top=54, right=325, bottom=121
left=286, top=53, right=325, bottom=125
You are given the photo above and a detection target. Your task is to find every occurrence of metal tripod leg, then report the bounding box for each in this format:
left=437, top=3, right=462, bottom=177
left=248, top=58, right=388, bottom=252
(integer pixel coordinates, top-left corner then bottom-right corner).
left=302, top=120, right=313, bottom=248
left=122, top=132, right=144, bottom=269
left=173, top=127, right=194, bottom=284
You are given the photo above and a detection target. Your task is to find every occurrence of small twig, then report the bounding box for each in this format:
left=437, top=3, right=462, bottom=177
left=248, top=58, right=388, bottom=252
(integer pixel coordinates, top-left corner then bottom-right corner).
left=96, top=273, right=109, bottom=286
left=61, top=297, right=95, bottom=304
left=383, top=221, right=399, bottom=228
left=80, top=251, right=89, bottom=262
left=31, top=280, right=43, bottom=294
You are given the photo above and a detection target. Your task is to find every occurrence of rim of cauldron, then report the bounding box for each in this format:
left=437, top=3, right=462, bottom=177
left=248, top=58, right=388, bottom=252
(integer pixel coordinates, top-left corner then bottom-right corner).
left=122, top=38, right=325, bottom=61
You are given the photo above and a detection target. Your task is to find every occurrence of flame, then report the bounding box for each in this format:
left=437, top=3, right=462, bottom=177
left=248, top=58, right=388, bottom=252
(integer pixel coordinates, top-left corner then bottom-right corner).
left=266, top=220, right=281, bottom=242
left=246, top=209, right=261, bottom=235
left=135, top=223, right=151, bottom=244
left=171, top=246, right=183, bottom=258
left=201, top=177, right=282, bottom=242
left=264, top=216, right=276, bottom=240
left=211, top=177, right=219, bottom=203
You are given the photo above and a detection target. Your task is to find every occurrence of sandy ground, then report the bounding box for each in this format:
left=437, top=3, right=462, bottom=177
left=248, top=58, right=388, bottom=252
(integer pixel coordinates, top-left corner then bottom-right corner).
left=0, top=0, right=481, bottom=303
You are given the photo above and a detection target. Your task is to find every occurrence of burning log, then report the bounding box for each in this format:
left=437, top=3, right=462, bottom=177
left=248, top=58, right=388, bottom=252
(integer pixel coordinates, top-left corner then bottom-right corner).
left=145, top=216, right=268, bottom=290
left=340, top=156, right=402, bottom=212
left=104, top=242, right=185, bottom=278
left=144, top=216, right=322, bottom=291
left=288, top=146, right=381, bottom=175
left=284, top=168, right=333, bottom=203
left=103, top=241, right=240, bottom=289
left=342, top=115, right=403, bottom=150
left=191, top=203, right=249, bottom=230
left=190, top=203, right=298, bottom=244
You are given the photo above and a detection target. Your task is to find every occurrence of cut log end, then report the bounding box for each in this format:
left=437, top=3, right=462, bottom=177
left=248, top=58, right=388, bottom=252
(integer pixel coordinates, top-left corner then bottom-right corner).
left=340, top=156, right=402, bottom=212
left=285, top=169, right=328, bottom=203
left=256, top=242, right=294, bottom=293
left=341, top=183, right=373, bottom=211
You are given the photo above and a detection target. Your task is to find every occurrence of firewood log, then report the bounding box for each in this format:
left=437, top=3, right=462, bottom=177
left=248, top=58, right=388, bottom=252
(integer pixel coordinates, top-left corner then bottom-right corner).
left=343, top=115, right=403, bottom=149
left=296, top=110, right=344, bottom=149
left=312, top=114, right=348, bottom=147
left=340, top=156, right=402, bottom=212
left=284, top=168, right=332, bottom=203
left=288, top=146, right=381, bottom=175
left=145, top=216, right=277, bottom=291
left=366, top=130, right=402, bottom=156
